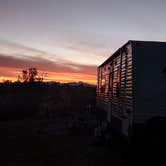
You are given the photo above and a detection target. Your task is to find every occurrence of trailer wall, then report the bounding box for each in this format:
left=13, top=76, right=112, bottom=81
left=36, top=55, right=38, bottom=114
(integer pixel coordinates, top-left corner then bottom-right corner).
left=133, top=42, right=166, bottom=123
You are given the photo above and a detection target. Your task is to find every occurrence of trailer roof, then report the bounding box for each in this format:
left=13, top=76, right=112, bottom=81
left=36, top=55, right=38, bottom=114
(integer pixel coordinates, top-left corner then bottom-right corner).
left=98, top=40, right=166, bottom=68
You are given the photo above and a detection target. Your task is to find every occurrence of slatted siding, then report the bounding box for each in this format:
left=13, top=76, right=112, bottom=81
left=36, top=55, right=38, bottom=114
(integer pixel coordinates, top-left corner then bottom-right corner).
left=111, top=45, right=133, bottom=118
left=111, top=55, right=121, bottom=116
left=97, top=40, right=166, bottom=141
left=96, top=63, right=111, bottom=108
left=97, top=43, right=133, bottom=119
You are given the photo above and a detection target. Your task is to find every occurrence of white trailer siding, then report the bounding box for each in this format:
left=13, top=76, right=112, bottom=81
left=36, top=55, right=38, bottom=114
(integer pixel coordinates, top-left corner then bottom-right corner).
left=133, top=41, right=166, bottom=123
left=97, top=40, right=166, bottom=140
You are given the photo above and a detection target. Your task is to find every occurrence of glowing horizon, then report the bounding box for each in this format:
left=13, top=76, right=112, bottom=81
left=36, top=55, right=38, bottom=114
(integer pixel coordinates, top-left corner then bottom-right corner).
left=0, top=73, right=97, bottom=85
left=0, top=40, right=104, bottom=85
left=0, top=63, right=98, bottom=85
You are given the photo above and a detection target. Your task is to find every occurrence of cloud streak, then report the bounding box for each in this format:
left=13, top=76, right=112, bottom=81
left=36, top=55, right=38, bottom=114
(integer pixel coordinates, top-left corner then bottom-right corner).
left=0, top=39, right=105, bottom=84
left=0, top=53, right=97, bottom=84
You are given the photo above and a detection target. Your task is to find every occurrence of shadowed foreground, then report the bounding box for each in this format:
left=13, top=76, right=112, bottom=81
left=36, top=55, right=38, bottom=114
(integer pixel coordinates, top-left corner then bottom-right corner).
left=0, top=119, right=125, bottom=166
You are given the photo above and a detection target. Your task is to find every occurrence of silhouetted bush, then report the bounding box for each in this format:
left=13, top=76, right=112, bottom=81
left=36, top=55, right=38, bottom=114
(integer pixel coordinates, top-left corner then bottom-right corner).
left=0, top=83, right=96, bottom=121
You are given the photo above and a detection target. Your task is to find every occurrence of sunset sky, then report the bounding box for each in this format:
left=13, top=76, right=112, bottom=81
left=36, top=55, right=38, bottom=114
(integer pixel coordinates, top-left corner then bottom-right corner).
left=0, top=0, right=166, bottom=84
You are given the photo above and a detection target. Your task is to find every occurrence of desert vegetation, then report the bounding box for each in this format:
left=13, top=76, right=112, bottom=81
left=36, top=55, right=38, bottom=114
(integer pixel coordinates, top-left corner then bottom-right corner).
left=0, top=82, right=96, bottom=120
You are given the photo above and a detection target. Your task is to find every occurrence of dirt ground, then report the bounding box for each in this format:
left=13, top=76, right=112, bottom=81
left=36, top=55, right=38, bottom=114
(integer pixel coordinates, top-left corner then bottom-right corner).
left=0, top=120, right=126, bottom=166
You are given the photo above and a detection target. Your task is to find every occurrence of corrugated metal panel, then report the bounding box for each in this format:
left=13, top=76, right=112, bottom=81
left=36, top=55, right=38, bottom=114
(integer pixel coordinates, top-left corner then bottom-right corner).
left=111, top=44, right=133, bottom=119
left=97, top=40, right=166, bottom=140
left=96, top=43, right=133, bottom=120
left=96, top=63, right=111, bottom=107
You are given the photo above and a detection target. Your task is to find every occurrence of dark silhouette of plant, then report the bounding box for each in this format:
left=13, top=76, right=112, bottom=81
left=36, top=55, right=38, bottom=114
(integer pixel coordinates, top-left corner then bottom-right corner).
left=3, top=79, right=12, bottom=85
left=28, top=68, right=38, bottom=83
left=20, top=68, right=44, bottom=83
left=22, top=69, right=28, bottom=82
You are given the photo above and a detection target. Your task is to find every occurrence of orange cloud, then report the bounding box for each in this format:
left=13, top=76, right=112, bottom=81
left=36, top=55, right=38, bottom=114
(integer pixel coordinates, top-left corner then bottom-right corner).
left=0, top=54, right=97, bottom=84
left=0, top=38, right=103, bottom=84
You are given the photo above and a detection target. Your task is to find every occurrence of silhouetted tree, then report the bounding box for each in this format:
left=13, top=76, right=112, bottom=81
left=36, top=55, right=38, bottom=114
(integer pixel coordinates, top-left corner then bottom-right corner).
left=22, top=69, right=28, bottom=82
left=36, top=74, right=44, bottom=82
left=3, top=79, right=12, bottom=85
left=20, top=68, right=44, bottom=83
left=28, top=68, right=38, bottom=83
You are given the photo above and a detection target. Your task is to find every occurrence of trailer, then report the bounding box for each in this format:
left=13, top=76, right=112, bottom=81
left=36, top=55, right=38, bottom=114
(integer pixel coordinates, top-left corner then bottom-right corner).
left=96, top=40, right=166, bottom=141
